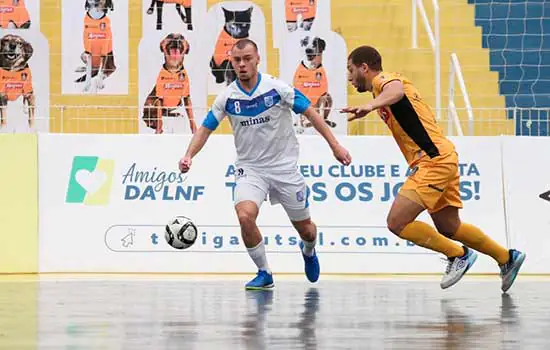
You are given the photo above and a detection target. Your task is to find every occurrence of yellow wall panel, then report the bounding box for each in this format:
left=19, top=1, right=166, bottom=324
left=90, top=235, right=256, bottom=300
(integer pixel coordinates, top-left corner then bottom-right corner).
left=0, top=134, right=38, bottom=273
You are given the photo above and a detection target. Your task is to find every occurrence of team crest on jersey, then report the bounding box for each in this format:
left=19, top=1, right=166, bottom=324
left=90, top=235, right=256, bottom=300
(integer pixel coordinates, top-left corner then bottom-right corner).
left=264, top=95, right=274, bottom=107
left=316, top=72, right=322, bottom=81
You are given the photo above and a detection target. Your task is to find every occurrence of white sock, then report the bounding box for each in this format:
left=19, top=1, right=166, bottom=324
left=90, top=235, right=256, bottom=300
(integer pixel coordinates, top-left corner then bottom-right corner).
left=247, top=241, right=271, bottom=274
left=302, top=238, right=317, bottom=257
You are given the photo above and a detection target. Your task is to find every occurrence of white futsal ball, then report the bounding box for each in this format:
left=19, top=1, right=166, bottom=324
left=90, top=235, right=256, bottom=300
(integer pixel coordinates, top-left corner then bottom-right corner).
left=165, top=216, right=198, bottom=250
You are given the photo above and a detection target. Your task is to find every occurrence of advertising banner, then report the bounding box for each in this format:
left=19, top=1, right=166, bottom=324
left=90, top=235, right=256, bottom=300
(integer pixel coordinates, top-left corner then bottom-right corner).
left=38, top=135, right=506, bottom=274
left=502, top=136, right=550, bottom=274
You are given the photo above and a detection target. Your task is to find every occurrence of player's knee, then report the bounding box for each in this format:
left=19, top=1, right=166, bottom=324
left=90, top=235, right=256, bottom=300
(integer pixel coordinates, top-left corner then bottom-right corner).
left=386, top=215, right=407, bottom=236
left=236, top=208, right=256, bottom=228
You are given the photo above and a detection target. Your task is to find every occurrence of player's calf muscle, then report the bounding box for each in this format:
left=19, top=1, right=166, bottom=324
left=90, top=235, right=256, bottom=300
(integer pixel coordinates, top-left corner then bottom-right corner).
left=292, top=219, right=317, bottom=242
left=432, top=210, right=461, bottom=237
left=235, top=201, right=262, bottom=247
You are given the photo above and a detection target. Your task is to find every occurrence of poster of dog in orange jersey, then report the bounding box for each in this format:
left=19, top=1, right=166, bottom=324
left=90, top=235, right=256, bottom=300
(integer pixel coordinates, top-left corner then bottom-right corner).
left=0, top=30, right=50, bottom=133
left=138, top=31, right=207, bottom=134
left=279, top=30, right=347, bottom=135
left=0, top=0, right=39, bottom=30
left=61, top=0, right=129, bottom=95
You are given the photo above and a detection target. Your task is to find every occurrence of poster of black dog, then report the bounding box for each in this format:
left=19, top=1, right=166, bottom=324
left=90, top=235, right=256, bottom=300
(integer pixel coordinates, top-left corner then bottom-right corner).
left=61, top=0, right=129, bottom=95
left=0, top=31, right=50, bottom=133
left=205, top=1, right=268, bottom=95
left=279, top=31, right=348, bottom=135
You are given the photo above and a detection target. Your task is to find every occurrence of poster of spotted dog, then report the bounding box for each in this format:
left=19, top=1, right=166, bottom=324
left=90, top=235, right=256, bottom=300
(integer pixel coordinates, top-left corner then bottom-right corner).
left=279, top=30, right=348, bottom=135
left=0, top=30, right=50, bottom=133
left=138, top=31, right=207, bottom=134
left=61, top=0, right=129, bottom=95
left=38, top=134, right=505, bottom=274
left=204, top=1, right=267, bottom=95
left=271, top=0, right=331, bottom=49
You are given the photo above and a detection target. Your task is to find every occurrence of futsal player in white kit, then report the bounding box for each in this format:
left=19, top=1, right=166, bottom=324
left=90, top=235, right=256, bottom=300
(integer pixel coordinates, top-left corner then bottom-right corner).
left=179, top=39, right=352, bottom=289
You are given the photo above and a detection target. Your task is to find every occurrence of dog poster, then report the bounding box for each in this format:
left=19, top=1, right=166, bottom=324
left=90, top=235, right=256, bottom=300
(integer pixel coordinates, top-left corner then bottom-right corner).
left=279, top=30, right=348, bottom=135
left=205, top=1, right=267, bottom=95
left=0, top=0, right=40, bottom=30
left=142, top=0, right=207, bottom=34
left=61, top=0, right=129, bottom=95
left=0, top=30, right=50, bottom=133
left=138, top=32, right=207, bottom=134
left=271, top=0, right=331, bottom=49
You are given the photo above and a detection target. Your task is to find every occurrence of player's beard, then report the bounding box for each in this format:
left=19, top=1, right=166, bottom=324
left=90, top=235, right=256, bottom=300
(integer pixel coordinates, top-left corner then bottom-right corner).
left=355, top=76, right=368, bottom=93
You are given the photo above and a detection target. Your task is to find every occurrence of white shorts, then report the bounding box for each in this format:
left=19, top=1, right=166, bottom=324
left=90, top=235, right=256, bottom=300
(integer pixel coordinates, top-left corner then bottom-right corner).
left=233, top=167, right=311, bottom=222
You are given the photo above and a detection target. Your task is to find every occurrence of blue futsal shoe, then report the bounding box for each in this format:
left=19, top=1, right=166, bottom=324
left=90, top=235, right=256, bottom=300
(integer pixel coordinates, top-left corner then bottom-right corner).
left=500, top=249, right=526, bottom=293
left=245, top=270, right=274, bottom=290
left=299, top=241, right=320, bottom=283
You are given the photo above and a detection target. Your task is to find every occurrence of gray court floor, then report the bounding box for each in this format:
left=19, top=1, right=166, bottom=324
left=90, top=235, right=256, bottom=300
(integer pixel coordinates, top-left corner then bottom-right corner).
left=1, top=275, right=549, bottom=349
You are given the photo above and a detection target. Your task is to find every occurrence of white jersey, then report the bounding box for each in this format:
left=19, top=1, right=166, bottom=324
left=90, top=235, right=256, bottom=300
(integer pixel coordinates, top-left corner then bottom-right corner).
left=202, top=73, right=311, bottom=172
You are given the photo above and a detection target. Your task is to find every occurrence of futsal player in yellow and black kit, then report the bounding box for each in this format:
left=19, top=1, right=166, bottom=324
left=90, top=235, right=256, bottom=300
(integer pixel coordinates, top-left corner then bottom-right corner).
left=342, top=46, right=525, bottom=292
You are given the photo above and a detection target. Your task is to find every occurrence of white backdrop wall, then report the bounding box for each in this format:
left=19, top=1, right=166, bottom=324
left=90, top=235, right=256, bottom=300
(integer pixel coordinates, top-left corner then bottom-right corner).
left=37, top=134, right=545, bottom=274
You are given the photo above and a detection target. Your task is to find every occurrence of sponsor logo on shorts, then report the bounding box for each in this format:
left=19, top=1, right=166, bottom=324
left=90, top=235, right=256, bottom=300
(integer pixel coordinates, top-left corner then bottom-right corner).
left=428, top=184, right=444, bottom=193
left=296, top=190, right=304, bottom=202
left=236, top=168, right=246, bottom=179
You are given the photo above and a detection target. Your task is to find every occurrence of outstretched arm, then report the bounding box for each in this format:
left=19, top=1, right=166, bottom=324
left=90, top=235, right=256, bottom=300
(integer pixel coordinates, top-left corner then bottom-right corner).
left=283, top=84, right=352, bottom=165
left=185, top=126, right=213, bottom=157
left=302, top=106, right=339, bottom=149
left=302, top=106, right=352, bottom=165
left=179, top=126, right=213, bottom=173
left=179, top=93, right=226, bottom=173
left=342, top=80, right=404, bottom=121
left=369, top=80, right=404, bottom=110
